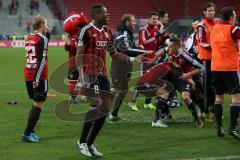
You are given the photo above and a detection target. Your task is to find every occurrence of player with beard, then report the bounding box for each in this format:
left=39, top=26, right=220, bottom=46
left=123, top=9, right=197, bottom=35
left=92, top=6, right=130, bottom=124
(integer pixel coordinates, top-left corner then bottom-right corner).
left=109, top=14, right=152, bottom=121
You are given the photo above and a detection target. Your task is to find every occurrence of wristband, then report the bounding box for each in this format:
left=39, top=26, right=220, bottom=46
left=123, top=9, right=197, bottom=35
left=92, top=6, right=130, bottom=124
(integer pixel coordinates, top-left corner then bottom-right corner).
left=163, top=47, right=168, bottom=53
left=129, top=57, right=135, bottom=62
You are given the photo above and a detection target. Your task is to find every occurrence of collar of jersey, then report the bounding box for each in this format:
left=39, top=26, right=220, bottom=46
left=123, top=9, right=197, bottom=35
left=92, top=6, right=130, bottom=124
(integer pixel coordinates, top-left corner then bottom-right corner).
left=90, top=22, right=104, bottom=32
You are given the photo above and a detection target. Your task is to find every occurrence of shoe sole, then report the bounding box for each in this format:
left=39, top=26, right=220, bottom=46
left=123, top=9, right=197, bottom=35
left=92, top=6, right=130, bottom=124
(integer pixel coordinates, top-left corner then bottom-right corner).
left=229, top=133, right=240, bottom=140
left=22, top=137, right=39, bottom=143
left=90, top=152, right=103, bottom=157
left=152, top=126, right=168, bottom=128
left=217, top=134, right=225, bottom=137
left=152, top=124, right=168, bottom=128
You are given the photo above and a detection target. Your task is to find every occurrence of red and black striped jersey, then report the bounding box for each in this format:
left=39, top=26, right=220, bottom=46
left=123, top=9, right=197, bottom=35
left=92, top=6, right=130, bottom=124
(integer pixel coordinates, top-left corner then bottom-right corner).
left=168, top=49, right=204, bottom=74
left=77, top=22, right=113, bottom=75
left=24, top=32, right=49, bottom=81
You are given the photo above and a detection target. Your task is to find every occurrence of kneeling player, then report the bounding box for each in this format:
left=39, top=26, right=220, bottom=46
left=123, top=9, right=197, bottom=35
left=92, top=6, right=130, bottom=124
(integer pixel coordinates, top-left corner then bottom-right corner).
left=22, top=15, right=50, bottom=142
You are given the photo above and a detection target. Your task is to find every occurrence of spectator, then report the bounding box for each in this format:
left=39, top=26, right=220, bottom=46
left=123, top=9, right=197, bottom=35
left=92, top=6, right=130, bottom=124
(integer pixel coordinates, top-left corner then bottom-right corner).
left=0, top=0, right=2, bottom=11
left=8, top=0, right=19, bottom=15
left=26, top=20, right=32, bottom=34
left=8, top=3, right=14, bottom=14
left=34, top=0, right=39, bottom=12
left=30, top=0, right=39, bottom=15
left=13, top=0, right=19, bottom=8
left=18, top=14, right=23, bottom=27
left=11, top=34, right=17, bottom=40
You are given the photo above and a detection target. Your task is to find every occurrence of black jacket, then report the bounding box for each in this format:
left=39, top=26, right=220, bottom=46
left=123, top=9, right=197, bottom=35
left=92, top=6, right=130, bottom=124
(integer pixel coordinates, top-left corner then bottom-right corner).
left=114, top=22, right=146, bottom=57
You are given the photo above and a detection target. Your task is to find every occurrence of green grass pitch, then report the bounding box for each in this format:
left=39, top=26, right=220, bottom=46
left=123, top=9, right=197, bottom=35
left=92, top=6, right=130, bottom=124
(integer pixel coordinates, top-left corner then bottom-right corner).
left=0, top=47, right=239, bottom=160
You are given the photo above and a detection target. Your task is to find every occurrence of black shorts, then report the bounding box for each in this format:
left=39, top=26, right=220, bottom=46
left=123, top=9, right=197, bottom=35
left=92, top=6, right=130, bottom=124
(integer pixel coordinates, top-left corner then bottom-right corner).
left=68, top=69, right=79, bottom=81
left=163, top=75, right=191, bottom=93
left=174, top=78, right=191, bottom=92
left=26, top=80, right=48, bottom=102
left=87, top=75, right=110, bottom=92
left=93, top=75, right=110, bottom=91
left=212, top=71, right=240, bottom=95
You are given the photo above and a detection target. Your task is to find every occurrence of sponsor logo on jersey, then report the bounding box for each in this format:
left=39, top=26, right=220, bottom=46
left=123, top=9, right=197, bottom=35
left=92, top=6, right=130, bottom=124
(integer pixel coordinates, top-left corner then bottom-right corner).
left=96, top=41, right=107, bottom=47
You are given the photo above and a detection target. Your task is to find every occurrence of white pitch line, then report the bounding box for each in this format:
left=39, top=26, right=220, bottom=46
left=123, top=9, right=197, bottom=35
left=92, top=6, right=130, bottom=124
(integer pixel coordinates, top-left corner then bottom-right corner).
left=174, top=155, right=240, bottom=160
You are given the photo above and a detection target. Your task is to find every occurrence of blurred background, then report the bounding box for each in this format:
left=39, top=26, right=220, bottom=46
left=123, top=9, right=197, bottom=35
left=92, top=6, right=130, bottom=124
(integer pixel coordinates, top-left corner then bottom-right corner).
left=0, top=0, right=239, bottom=42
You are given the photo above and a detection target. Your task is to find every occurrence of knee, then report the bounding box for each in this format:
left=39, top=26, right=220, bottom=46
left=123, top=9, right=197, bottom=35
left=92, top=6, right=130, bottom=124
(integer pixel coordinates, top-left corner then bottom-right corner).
left=181, top=92, right=191, bottom=103
left=215, top=95, right=224, bottom=103
left=156, top=89, right=169, bottom=100
left=231, top=93, right=240, bottom=103
left=33, top=101, right=44, bottom=108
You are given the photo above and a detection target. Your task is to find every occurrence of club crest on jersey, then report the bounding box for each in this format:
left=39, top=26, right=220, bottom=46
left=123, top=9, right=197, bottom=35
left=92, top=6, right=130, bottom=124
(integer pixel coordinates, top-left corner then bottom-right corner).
left=104, top=32, right=109, bottom=38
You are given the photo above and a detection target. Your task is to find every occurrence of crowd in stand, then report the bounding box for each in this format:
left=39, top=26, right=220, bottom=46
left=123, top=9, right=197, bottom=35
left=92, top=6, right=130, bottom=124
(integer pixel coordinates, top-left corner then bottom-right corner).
left=8, top=0, right=19, bottom=15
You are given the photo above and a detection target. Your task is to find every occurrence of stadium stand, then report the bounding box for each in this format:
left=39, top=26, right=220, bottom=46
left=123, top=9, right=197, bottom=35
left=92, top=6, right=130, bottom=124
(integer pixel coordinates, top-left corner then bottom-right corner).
left=0, top=0, right=239, bottom=37
left=154, top=0, right=186, bottom=19
left=64, top=0, right=155, bottom=30
left=188, top=0, right=233, bottom=17
left=0, top=0, right=56, bottom=34
left=62, top=0, right=240, bottom=30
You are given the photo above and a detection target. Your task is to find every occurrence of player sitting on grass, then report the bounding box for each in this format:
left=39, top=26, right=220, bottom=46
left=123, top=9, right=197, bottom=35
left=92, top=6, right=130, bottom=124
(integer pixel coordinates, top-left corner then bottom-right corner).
left=22, top=15, right=50, bottom=143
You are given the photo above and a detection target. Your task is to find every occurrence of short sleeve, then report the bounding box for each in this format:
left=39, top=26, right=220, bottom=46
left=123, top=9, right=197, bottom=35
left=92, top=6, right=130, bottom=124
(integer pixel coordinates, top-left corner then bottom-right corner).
left=77, top=28, right=89, bottom=47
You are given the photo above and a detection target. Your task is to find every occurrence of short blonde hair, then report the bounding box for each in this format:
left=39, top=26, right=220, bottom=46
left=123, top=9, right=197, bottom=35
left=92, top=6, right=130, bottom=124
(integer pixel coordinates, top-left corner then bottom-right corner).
left=32, top=15, right=46, bottom=30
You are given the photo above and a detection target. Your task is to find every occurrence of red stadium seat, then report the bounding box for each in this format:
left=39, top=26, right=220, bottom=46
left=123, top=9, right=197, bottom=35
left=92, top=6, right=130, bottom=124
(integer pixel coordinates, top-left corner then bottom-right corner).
left=63, top=0, right=240, bottom=30
left=64, top=0, right=155, bottom=30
